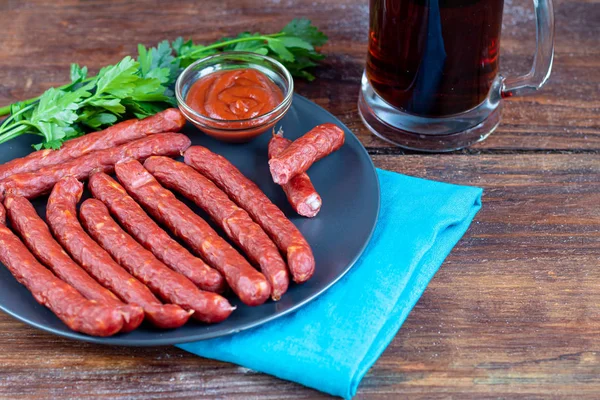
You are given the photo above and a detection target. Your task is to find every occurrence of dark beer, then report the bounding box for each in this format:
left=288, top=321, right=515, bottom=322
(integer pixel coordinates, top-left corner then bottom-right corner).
left=367, top=0, right=504, bottom=117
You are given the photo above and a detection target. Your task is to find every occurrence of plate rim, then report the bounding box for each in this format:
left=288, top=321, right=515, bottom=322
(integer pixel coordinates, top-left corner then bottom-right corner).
left=0, top=94, right=381, bottom=346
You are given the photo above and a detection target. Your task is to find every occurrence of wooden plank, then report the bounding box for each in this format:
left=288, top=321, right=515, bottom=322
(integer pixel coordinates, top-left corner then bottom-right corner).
left=1, top=154, right=599, bottom=398
left=0, top=0, right=598, bottom=151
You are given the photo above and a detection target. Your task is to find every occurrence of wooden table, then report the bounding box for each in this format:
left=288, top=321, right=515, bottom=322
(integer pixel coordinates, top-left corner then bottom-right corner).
left=0, top=0, right=598, bottom=398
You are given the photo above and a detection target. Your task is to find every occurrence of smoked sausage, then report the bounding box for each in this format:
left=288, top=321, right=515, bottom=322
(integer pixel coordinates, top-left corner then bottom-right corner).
left=144, top=156, right=289, bottom=300
left=268, top=123, right=345, bottom=185
left=0, top=108, right=185, bottom=181
left=185, top=146, right=315, bottom=283
left=268, top=132, right=322, bottom=218
left=115, top=160, right=271, bottom=306
left=0, top=203, right=124, bottom=337
left=88, top=172, right=225, bottom=293
left=80, top=198, right=234, bottom=323
left=0, top=133, right=191, bottom=200
left=46, top=177, right=191, bottom=329
left=4, top=195, right=144, bottom=332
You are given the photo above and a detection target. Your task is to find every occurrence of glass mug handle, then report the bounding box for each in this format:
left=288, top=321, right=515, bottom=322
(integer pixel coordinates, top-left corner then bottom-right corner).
left=502, top=0, right=555, bottom=97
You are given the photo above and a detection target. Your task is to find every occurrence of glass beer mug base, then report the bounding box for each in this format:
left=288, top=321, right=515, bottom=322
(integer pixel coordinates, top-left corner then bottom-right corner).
left=358, top=72, right=503, bottom=152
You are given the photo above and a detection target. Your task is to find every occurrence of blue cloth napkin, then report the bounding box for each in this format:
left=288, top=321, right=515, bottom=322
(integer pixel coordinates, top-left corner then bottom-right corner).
left=178, top=169, right=482, bottom=399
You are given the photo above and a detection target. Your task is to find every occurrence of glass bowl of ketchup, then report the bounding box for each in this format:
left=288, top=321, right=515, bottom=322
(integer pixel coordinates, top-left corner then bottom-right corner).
left=176, top=52, right=294, bottom=142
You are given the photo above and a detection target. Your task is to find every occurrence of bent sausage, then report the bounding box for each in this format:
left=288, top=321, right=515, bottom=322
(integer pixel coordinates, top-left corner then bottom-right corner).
left=46, top=177, right=191, bottom=329
left=0, top=108, right=185, bottom=181
left=185, top=146, right=315, bottom=283
left=4, top=195, right=144, bottom=332
left=0, top=203, right=124, bottom=337
left=88, top=172, right=225, bottom=293
left=145, top=156, right=289, bottom=301
left=80, top=198, right=234, bottom=323
left=115, top=160, right=271, bottom=306
left=268, top=123, right=345, bottom=185
left=0, top=133, right=191, bottom=200
left=268, top=132, right=322, bottom=218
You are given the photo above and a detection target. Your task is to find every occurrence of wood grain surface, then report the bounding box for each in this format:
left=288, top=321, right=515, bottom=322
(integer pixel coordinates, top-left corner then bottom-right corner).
left=0, top=0, right=599, bottom=399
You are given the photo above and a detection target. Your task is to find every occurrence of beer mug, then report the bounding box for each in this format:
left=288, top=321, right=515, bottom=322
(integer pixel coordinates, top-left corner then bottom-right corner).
left=358, top=0, right=555, bottom=151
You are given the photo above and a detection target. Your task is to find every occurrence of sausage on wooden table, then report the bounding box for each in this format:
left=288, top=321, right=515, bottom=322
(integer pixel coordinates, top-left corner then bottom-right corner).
left=0, top=133, right=191, bottom=200
left=4, top=195, right=144, bottom=332
left=115, top=160, right=271, bottom=306
left=80, top=198, right=234, bottom=323
left=268, top=132, right=322, bottom=218
left=268, top=123, right=345, bottom=185
left=46, top=177, right=191, bottom=329
left=88, top=172, right=225, bottom=293
left=185, top=146, right=315, bottom=283
left=144, top=156, right=289, bottom=301
left=0, top=108, right=185, bottom=181
left=0, top=203, right=124, bottom=337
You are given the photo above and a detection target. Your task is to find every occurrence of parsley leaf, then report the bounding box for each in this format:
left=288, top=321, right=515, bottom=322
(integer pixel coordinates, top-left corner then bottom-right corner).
left=171, top=37, right=194, bottom=57
left=282, top=18, right=328, bottom=47
left=279, top=36, right=314, bottom=51
left=267, top=38, right=295, bottom=62
left=83, top=112, right=118, bottom=129
left=70, top=64, right=88, bottom=83
left=95, top=56, right=139, bottom=98
left=138, top=41, right=180, bottom=85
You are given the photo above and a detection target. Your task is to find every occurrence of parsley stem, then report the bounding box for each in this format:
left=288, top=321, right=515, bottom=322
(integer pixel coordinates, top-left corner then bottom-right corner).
left=0, top=103, right=36, bottom=131
left=0, top=124, right=30, bottom=144
left=179, top=33, right=285, bottom=60
left=0, top=99, right=35, bottom=118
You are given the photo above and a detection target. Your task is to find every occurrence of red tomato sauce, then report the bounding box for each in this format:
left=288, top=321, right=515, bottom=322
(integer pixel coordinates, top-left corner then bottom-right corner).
left=186, top=69, right=283, bottom=121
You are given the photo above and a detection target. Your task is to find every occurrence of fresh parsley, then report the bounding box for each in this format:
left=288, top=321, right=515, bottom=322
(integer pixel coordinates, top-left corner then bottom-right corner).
left=0, top=19, right=327, bottom=149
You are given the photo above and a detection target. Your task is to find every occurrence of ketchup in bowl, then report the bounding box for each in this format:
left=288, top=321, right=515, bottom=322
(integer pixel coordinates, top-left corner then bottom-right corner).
left=176, top=52, right=294, bottom=143
left=186, top=69, right=283, bottom=121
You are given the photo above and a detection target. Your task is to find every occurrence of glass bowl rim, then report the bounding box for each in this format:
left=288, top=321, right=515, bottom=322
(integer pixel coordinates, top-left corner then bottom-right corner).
left=175, top=51, right=294, bottom=127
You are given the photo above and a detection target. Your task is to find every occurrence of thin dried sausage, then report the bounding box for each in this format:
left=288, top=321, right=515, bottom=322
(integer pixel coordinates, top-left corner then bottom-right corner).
left=268, top=133, right=322, bottom=218
left=47, top=177, right=191, bottom=329
left=269, top=123, right=345, bottom=185
left=88, top=172, right=225, bottom=293
left=185, top=146, right=315, bottom=283
left=47, top=177, right=192, bottom=329
left=80, top=198, right=234, bottom=323
left=144, top=156, right=289, bottom=300
left=0, top=108, right=185, bottom=181
left=4, top=195, right=144, bottom=332
left=115, top=160, right=271, bottom=306
left=0, top=203, right=124, bottom=337
left=0, top=133, right=191, bottom=200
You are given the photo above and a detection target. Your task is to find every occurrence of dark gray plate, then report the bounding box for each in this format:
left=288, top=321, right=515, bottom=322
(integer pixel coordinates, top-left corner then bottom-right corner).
left=0, top=94, right=380, bottom=346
